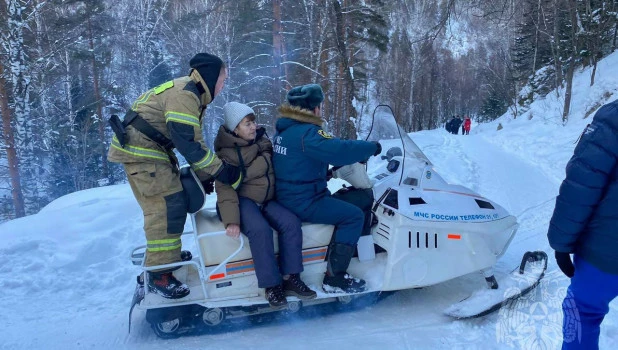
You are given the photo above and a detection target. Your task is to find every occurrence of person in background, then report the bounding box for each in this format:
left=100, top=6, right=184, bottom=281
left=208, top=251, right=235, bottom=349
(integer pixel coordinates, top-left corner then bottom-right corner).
left=547, top=99, right=618, bottom=349
left=215, top=102, right=317, bottom=309
left=272, top=83, right=381, bottom=293
left=463, top=117, right=471, bottom=135
left=108, top=53, right=242, bottom=299
left=453, top=115, right=463, bottom=135
left=445, top=117, right=454, bottom=134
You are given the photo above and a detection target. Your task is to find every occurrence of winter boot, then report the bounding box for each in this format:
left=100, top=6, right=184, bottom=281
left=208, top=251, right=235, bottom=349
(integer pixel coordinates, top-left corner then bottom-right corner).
left=283, top=273, right=317, bottom=299
left=323, top=273, right=366, bottom=293
left=148, top=272, right=190, bottom=299
left=322, top=242, right=367, bottom=293
left=264, top=284, right=288, bottom=310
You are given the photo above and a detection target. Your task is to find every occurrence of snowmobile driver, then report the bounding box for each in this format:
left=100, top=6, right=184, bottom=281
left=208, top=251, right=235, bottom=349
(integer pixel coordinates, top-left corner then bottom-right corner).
left=273, top=84, right=381, bottom=293
left=107, top=53, right=243, bottom=299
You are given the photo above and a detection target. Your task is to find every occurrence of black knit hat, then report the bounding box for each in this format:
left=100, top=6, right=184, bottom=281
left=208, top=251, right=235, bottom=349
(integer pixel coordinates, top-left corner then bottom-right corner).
left=189, top=53, right=224, bottom=97
left=286, top=84, right=324, bottom=110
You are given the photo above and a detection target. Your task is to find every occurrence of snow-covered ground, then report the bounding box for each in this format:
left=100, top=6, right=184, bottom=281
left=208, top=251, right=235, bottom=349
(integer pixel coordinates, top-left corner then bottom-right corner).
left=1, top=51, right=617, bottom=349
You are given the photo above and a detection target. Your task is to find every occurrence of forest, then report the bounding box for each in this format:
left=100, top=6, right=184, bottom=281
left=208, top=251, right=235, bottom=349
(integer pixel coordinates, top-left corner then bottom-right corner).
left=1, top=0, right=617, bottom=220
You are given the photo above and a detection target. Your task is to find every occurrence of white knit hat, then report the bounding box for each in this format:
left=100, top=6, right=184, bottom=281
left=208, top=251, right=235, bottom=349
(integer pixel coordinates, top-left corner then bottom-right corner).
left=223, top=102, right=255, bottom=131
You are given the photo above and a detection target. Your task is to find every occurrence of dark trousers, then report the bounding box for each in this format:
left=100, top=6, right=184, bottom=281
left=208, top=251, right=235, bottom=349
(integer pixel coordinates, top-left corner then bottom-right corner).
left=332, top=187, right=374, bottom=236
left=296, top=195, right=364, bottom=245
left=238, top=197, right=303, bottom=288
left=562, top=256, right=618, bottom=350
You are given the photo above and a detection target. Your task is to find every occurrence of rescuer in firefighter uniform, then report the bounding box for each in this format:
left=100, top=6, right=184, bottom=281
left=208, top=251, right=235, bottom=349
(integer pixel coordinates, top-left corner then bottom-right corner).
left=108, top=53, right=242, bottom=299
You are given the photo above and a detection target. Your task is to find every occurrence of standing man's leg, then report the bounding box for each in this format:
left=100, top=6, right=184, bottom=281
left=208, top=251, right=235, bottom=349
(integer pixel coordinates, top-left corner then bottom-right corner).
left=125, top=162, right=189, bottom=299
left=561, top=256, right=618, bottom=350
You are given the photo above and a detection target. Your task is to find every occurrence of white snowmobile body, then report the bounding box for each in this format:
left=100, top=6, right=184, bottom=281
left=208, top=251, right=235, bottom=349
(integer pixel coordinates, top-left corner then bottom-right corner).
left=129, top=105, right=541, bottom=338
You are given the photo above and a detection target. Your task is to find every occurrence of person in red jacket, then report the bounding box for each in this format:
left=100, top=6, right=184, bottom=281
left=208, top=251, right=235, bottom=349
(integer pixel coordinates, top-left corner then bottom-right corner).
left=463, top=117, right=471, bottom=135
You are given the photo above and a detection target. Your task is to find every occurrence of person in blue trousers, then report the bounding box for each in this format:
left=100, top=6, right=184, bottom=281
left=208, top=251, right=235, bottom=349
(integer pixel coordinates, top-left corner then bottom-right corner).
left=548, top=99, right=618, bottom=350
left=273, top=84, right=381, bottom=293
left=215, top=102, right=317, bottom=310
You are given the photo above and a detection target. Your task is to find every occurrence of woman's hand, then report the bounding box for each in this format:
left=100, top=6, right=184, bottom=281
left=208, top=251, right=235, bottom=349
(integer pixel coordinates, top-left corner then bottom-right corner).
left=226, top=224, right=241, bottom=238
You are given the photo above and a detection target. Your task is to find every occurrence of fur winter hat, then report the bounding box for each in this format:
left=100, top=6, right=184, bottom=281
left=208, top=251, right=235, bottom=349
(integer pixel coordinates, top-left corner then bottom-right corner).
left=286, top=84, right=324, bottom=110
left=189, top=53, right=224, bottom=97
left=223, top=102, right=255, bottom=131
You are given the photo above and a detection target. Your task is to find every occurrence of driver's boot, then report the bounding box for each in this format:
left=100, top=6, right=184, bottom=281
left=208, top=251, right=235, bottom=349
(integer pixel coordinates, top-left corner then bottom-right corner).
left=322, top=242, right=366, bottom=293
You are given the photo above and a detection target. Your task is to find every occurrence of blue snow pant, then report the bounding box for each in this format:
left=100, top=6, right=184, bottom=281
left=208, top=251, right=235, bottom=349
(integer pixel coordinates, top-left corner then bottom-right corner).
left=561, top=256, right=618, bottom=350
left=238, top=197, right=303, bottom=288
left=294, top=195, right=364, bottom=246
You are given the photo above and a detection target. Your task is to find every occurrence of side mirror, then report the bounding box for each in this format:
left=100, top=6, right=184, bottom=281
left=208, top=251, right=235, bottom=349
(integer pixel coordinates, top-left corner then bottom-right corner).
left=387, top=159, right=400, bottom=173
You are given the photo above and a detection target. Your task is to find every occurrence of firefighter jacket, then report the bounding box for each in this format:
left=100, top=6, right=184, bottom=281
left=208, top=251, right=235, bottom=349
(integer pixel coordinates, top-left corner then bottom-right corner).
left=107, top=75, right=222, bottom=181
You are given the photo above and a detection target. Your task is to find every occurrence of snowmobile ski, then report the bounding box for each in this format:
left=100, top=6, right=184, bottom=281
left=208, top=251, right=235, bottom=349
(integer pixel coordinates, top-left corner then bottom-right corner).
left=443, top=251, right=548, bottom=319
left=128, top=273, right=145, bottom=333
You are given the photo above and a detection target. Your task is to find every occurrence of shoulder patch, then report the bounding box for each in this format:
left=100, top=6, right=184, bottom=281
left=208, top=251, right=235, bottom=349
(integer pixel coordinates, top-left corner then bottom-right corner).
left=153, top=81, right=174, bottom=94
left=318, top=129, right=333, bottom=139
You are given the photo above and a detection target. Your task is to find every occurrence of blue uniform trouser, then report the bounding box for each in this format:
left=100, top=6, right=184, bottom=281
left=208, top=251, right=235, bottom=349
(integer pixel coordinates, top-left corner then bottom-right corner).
left=562, top=256, right=618, bottom=350
left=238, top=197, right=303, bottom=289
left=295, top=195, right=364, bottom=245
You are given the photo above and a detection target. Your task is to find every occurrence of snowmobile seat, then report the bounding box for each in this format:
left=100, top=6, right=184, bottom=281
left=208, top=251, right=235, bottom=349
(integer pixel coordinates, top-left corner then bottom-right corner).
left=194, top=209, right=335, bottom=266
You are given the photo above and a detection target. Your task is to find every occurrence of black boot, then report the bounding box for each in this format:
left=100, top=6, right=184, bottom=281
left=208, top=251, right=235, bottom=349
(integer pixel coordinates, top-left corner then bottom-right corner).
left=148, top=272, right=190, bottom=299
left=323, top=273, right=366, bottom=293
left=265, top=284, right=288, bottom=310
left=323, top=242, right=366, bottom=293
left=283, top=273, right=317, bottom=299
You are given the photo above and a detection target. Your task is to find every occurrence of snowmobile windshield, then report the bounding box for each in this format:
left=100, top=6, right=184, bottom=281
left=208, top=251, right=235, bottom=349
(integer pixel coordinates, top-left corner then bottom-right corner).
left=364, top=105, right=432, bottom=186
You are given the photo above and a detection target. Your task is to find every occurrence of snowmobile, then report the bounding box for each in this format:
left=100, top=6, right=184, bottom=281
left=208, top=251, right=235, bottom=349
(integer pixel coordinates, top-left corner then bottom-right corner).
left=128, top=105, right=547, bottom=338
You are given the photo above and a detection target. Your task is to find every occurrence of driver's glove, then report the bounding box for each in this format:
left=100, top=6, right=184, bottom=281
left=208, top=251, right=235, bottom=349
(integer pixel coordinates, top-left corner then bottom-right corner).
left=372, top=141, right=382, bottom=157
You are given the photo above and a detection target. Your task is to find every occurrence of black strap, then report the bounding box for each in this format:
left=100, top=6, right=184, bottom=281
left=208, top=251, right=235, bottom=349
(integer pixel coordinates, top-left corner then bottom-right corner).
left=123, top=110, right=174, bottom=151
left=234, top=144, right=247, bottom=179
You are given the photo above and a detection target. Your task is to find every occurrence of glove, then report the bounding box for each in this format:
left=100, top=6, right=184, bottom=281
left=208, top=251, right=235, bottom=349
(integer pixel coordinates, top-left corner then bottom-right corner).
left=555, top=251, right=574, bottom=278
left=200, top=179, right=215, bottom=194
left=372, top=141, right=382, bottom=157
left=215, top=162, right=243, bottom=190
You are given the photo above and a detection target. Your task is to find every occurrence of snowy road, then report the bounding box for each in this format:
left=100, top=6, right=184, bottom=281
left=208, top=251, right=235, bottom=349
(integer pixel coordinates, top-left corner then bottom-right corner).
left=2, top=129, right=617, bottom=350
